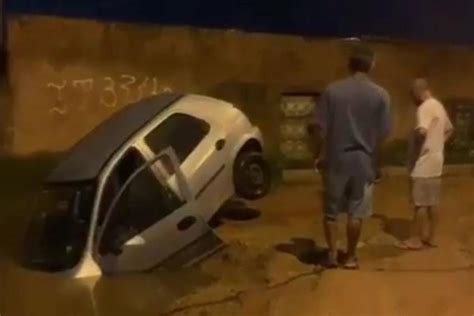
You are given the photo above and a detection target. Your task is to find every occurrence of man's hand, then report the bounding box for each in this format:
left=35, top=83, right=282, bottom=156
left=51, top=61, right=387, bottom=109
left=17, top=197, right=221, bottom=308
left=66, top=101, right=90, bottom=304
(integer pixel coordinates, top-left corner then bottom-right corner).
left=374, top=168, right=382, bottom=183
left=444, top=127, right=454, bottom=143
left=314, top=158, right=326, bottom=173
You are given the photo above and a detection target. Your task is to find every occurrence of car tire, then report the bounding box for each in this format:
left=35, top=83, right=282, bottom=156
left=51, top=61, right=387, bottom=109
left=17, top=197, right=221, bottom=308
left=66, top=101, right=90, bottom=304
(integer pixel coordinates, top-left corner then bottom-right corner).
left=233, top=151, right=271, bottom=200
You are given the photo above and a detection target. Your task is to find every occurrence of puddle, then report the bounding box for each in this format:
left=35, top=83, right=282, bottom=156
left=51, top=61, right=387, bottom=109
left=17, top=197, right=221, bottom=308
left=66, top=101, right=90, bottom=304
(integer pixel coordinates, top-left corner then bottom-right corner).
left=2, top=162, right=474, bottom=316
left=3, top=263, right=217, bottom=316
left=0, top=160, right=224, bottom=316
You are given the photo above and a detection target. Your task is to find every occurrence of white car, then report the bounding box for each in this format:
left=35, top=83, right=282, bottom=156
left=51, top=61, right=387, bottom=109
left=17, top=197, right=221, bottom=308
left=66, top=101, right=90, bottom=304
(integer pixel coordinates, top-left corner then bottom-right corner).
left=24, top=93, right=271, bottom=278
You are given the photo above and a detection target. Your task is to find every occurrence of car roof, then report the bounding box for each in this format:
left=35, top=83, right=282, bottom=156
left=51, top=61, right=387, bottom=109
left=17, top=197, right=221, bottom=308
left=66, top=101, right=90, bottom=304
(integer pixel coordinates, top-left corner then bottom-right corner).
left=173, top=94, right=237, bottom=122
left=45, top=93, right=183, bottom=184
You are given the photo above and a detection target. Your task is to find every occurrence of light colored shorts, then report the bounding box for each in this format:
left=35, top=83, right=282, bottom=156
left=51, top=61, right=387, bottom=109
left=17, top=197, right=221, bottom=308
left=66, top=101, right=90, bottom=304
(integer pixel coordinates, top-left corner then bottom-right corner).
left=325, top=182, right=374, bottom=221
left=347, top=183, right=374, bottom=219
left=411, top=177, right=441, bottom=207
left=324, top=151, right=374, bottom=221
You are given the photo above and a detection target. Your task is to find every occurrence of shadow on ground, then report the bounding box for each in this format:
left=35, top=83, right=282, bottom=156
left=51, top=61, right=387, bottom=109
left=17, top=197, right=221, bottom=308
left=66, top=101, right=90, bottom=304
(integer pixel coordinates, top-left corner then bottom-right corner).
left=373, top=214, right=412, bottom=241
left=274, top=238, right=343, bottom=266
left=210, top=199, right=262, bottom=228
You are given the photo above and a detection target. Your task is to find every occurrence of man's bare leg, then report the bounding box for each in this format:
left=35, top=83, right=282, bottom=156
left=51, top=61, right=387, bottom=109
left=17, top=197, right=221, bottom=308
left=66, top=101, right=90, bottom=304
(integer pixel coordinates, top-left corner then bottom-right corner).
left=323, top=219, right=338, bottom=266
left=415, top=206, right=428, bottom=244
left=401, top=206, right=426, bottom=249
left=346, top=217, right=362, bottom=266
left=424, top=206, right=438, bottom=247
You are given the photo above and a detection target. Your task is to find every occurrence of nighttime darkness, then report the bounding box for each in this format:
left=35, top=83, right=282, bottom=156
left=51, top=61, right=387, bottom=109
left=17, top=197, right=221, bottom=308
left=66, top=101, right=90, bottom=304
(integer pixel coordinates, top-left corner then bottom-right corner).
left=0, top=1, right=473, bottom=315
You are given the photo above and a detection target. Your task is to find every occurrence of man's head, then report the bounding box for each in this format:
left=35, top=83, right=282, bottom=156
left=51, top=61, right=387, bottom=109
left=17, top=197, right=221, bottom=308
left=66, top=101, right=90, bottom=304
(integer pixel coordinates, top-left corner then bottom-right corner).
left=410, top=78, right=432, bottom=105
left=348, top=44, right=375, bottom=74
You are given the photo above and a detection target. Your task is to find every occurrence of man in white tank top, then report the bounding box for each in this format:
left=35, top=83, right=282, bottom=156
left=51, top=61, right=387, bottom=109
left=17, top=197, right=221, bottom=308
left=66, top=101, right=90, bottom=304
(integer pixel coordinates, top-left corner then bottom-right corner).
left=400, top=78, right=453, bottom=250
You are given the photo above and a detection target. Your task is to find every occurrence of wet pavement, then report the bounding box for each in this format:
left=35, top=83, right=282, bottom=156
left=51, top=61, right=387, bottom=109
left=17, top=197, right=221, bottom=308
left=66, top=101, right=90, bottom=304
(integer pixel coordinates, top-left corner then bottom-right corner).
left=1, top=172, right=474, bottom=315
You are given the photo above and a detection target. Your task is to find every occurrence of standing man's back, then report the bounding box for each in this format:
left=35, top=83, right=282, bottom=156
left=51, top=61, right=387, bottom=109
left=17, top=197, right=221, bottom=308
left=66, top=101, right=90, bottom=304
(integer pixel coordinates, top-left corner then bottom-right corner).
left=321, top=74, right=391, bottom=166
left=315, top=44, right=391, bottom=269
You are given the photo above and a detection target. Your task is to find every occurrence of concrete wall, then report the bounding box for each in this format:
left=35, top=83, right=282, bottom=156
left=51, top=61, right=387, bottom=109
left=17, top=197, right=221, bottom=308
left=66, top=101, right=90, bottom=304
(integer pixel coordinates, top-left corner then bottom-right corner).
left=6, top=15, right=474, bottom=160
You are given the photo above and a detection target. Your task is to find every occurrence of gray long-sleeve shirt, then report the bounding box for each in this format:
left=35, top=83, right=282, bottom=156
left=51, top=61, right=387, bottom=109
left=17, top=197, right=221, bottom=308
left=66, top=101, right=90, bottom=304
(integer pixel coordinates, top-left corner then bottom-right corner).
left=315, top=73, right=391, bottom=173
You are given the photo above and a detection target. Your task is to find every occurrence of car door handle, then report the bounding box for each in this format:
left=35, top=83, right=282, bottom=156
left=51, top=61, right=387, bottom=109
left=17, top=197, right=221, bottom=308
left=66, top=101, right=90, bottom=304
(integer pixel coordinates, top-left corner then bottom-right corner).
left=215, top=139, right=226, bottom=151
left=177, top=216, right=197, bottom=231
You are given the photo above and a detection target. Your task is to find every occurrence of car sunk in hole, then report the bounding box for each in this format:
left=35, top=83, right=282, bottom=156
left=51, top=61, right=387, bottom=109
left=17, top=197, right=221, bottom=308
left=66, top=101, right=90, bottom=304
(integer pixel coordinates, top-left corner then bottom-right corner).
left=23, top=93, right=271, bottom=278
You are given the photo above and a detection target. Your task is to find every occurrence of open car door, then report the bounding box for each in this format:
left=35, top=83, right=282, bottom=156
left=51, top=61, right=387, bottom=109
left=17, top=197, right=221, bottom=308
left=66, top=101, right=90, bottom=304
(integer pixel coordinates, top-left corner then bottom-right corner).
left=95, top=147, right=222, bottom=274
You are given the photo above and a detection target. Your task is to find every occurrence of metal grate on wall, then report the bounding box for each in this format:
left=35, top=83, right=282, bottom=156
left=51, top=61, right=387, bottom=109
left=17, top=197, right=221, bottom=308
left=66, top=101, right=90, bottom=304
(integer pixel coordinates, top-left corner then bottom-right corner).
left=279, top=93, right=319, bottom=169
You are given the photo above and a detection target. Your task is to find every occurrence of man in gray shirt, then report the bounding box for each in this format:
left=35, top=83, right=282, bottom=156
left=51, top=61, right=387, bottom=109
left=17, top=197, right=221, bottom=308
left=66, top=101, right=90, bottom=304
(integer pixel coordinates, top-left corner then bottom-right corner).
left=315, top=45, right=391, bottom=268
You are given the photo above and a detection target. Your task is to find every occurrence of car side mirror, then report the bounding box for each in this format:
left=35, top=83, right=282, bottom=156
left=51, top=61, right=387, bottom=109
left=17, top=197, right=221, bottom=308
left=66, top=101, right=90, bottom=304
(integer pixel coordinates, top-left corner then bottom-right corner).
left=105, top=240, right=123, bottom=256
left=101, top=222, right=137, bottom=257
left=109, top=246, right=123, bottom=256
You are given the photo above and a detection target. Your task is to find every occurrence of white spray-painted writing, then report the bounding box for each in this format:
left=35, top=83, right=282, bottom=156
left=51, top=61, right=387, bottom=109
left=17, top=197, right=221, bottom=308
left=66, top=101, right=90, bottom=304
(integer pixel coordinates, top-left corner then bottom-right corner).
left=119, top=74, right=137, bottom=104
left=47, top=80, right=67, bottom=115
left=100, top=76, right=118, bottom=108
left=72, top=78, right=94, bottom=110
left=46, top=75, right=173, bottom=115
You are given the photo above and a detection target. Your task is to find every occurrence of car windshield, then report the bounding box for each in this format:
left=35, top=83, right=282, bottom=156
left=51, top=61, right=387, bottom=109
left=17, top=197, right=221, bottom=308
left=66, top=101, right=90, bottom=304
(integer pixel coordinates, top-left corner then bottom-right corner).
left=23, top=183, right=96, bottom=272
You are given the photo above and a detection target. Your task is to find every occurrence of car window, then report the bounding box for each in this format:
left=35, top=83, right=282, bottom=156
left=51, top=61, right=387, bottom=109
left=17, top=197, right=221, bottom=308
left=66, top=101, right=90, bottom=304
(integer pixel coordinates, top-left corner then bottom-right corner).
left=145, top=113, right=210, bottom=163
left=97, top=148, right=144, bottom=227
left=98, top=148, right=184, bottom=255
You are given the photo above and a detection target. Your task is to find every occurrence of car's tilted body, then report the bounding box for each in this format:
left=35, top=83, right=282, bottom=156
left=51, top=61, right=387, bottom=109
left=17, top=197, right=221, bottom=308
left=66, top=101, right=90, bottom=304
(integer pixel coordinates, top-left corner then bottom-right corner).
left=24, top=94, right=270, bottom=278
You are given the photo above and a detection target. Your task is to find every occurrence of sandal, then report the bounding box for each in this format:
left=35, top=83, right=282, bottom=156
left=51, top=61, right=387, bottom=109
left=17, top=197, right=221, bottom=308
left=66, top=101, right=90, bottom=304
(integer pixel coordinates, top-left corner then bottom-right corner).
left=422, top=240, right=438, bottom=248
left=323, top=255, right=339, bottom=269
left=343, top=257, right=359, bottom=270
left=395, top=240, right=424, bottom=251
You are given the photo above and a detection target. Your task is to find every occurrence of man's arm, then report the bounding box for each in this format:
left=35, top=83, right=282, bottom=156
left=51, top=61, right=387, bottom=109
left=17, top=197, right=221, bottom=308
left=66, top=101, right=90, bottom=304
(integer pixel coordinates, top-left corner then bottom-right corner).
left=373, top=91, right=391, bottom=181
left=378, top=91, right=392, bottom=143
left=414, top=127, right=428, bottom=157
left=414, top=103, right=432, bottom=156
left=314, top=90, right=329, bottom=169
left=315, top=91, right=329, bottom=140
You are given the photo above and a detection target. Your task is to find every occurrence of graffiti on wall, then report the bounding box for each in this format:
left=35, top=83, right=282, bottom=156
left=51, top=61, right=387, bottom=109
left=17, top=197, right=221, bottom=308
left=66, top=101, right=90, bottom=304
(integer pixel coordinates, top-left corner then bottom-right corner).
left=47, top=75, right=173, bottom=115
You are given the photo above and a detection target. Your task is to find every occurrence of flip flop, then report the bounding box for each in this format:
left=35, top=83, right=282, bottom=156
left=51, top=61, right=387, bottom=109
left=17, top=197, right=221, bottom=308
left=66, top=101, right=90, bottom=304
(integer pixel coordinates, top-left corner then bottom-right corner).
left=343, top=257, right=359, bottom=270
left=395, top=240, right=424, bottom=251
left=323, top=256, right=339, bottom=269
left=422, top=240, right=438, bottom=248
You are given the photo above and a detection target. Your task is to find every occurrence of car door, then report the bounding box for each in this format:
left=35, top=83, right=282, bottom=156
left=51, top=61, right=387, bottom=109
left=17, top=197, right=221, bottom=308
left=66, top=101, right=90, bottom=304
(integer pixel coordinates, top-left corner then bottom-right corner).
left=181, top=112, right=231, bottom=214
left=95, top=147, right=216, bottom=274
left=142, top=112, right=231, bottom=220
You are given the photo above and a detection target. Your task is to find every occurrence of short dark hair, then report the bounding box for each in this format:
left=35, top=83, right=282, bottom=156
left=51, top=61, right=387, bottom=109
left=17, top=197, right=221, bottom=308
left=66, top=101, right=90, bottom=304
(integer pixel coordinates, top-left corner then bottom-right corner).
left=348, top=45, right=375, bottom=73
left=412, top=78, right=430, bottom=91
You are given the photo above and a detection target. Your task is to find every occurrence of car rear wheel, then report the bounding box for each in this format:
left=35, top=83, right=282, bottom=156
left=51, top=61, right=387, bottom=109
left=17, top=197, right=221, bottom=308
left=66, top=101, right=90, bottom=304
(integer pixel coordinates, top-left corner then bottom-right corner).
left=233, top=151, right=271, bottom=200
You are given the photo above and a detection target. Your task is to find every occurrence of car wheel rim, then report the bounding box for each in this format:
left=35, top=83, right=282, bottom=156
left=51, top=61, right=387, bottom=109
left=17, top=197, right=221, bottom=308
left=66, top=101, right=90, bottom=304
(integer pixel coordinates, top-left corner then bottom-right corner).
left=245, top=163, right=264, bottom=187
